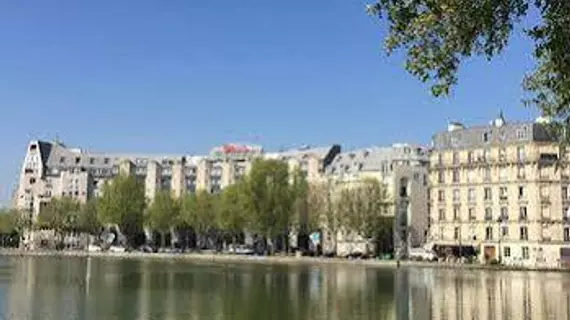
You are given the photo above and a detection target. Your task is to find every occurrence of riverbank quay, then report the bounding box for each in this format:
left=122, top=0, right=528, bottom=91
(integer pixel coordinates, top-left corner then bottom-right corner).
left=1, top=249, right=568, bottom=273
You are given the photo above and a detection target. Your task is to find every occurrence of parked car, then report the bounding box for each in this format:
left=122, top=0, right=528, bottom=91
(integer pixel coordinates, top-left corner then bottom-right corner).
left=408, top=248, right=438, bottom=262
left=109, top=246, right=126, bottom=253
left=227, top=244, right=254, bottom=255
left=87, top=244, right=102, bottom=252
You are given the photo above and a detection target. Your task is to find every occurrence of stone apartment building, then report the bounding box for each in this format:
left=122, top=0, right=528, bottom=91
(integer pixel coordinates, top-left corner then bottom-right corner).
left=14, top=139, right=341, bottom=227
left=324, top=143, right=430, bottom=257
left=428, top=114, right=570, bottom=268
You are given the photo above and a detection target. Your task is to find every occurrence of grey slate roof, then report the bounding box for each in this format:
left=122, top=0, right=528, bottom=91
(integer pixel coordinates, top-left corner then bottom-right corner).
left=326, top=144, right=429, bottom=175
left=432, top=121, right=556, bottom=151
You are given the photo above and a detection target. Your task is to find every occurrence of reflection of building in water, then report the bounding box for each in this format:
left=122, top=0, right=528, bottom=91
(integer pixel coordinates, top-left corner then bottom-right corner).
left=407, top=268, right=570, bottom=320
left=6, top=258, right=36, bottom=318
left=6, top=257, right=84, bottom=319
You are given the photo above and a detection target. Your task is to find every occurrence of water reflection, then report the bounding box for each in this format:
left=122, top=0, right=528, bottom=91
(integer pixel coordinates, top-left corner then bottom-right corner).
left=1, top=257, right=570, bottom=319
left=404, top=267, right=570, bottom=320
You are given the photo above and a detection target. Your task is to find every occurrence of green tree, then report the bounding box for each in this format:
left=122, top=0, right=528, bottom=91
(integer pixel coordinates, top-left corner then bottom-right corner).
left=0, top=212, right=13, bottom=235
left=181, top=190, right=216, bottom=250
left=290, top=168, right=310, bottom=250
left=244, top=159, right=294, bottom=254
left=36, top=197, right=82, bottom=247
left=317, top=180, right=342, bottom=255
left=351, top=178, right=393, bottom=256
left=146, top=191, right=180, bottom=248
left=78, top=198, right=102, bottom=234
left=217, top=182, right=248, bottom=249
left=368, top=1, right=570, bottom=128
left=97, top=174, right=146, bottom=245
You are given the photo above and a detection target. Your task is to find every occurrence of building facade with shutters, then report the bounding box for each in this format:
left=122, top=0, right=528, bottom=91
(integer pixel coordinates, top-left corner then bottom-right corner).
left=428, top=114, right=570, bottom=268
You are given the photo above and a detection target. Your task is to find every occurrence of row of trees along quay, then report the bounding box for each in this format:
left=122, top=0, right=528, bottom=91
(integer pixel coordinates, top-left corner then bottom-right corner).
left=1, top=159, right=395, bottom=256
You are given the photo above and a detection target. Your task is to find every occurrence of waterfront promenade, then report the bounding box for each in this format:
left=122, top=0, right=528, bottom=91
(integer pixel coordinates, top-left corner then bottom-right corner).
left=1, top=249, right=567, bottom=273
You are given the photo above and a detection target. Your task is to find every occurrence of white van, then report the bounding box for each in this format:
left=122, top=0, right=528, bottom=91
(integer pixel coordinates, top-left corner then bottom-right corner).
left=408, top=248, right=437, bottom=262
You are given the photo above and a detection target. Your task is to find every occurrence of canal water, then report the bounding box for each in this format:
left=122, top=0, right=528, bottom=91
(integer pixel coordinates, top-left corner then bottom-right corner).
left=0, top=256, right=569, bottom=319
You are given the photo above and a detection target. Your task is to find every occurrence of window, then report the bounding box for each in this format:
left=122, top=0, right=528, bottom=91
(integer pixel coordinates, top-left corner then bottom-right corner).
left=499, top=167, right=508, bottom=181
left=453, top=189, right=460, bottom=202
left=467, top=170, right=475, bottom=183
left=485, top=227, right=493, bottom=240
left=518, top=186, right=525, bottom=199
left=453, top=205, right=460, bottom=221
left=499, top=148, right=507, bottom=162
left=468, top=188, right=475, bottom=202
left=104, top=158, right=110, bottom=165
left=540, top=166, right=549, bottom=179
left=563, top=186, right=568, bottom=200
left=454, top=227, right=460, bottom=240
left=453, top=152, right=459, bottom=164
left=504, top=246, right=511, bottom=257
left=437, top=153, right=443, bottom=165
left=452, top=169, right=460, bottom=183
left=520, top=227, right=528, bottom=240
left=483, top=132, right=489, bottom=142
left=484, top=188, right=492, bottom=201
left=438, top=209, right=446, bottom=221
left=517, top=165, right=526, bottom=179
left=499, top=187, right=508, bottom=200
left=485, top=207, right=493, bottom=221
left=60, top=157, right=65, bottom=163
left=502, top=226, right=509, bottom=237
left=522, top=247, right=529, bottom=260
left=517, top=146, right=526, bottom=161
left=519, top=206, right=528, bottom=221
left=565, top=228, right=570, bottom=242
left=438, top=190, right=445, bottom=201
left=484, top=167, right=491, bottom=181
left=500, top=207, right=508, bottom=221
left=467, top=151, right=474, bottom=163
left=483, top=149, right=490, bottom=161
left=541, top=205, right=551, bottom=220
left=540, top=186, right=550, bottom=199
left=438, top=171, right=445, bottom=183
left=468, top=207, right=476, bottom=221
left=89, top=158, right=95, bottom=165
left=517, top=128, right=528, bottom=140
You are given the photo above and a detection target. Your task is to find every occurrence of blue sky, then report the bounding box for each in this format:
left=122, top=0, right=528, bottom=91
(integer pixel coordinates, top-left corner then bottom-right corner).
left=0, top=1, right=541, bottom=205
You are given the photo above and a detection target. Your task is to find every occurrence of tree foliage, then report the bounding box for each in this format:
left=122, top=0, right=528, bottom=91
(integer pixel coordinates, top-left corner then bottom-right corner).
left=36, top=197, right=82, bottom=234
left=97, top=174, right=146, bottom=241
left=78, top=198, right=102, bottom=234
left=0, top=209, right=21, bottom=234
left=245, top=159, right=294, bottom=240
left=334, top=178, right=393, bottom=255
left=146, top=190, right=180, bottom=247
left=217, top=181, right=248, bottom=244
left=368, top=0, right=570, bottom=128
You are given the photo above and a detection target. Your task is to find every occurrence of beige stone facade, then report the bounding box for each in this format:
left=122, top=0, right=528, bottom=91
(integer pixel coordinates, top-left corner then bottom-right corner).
left=13, top=140, right=340, bottom=225
left=428, top=115, right=570, bottom=268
